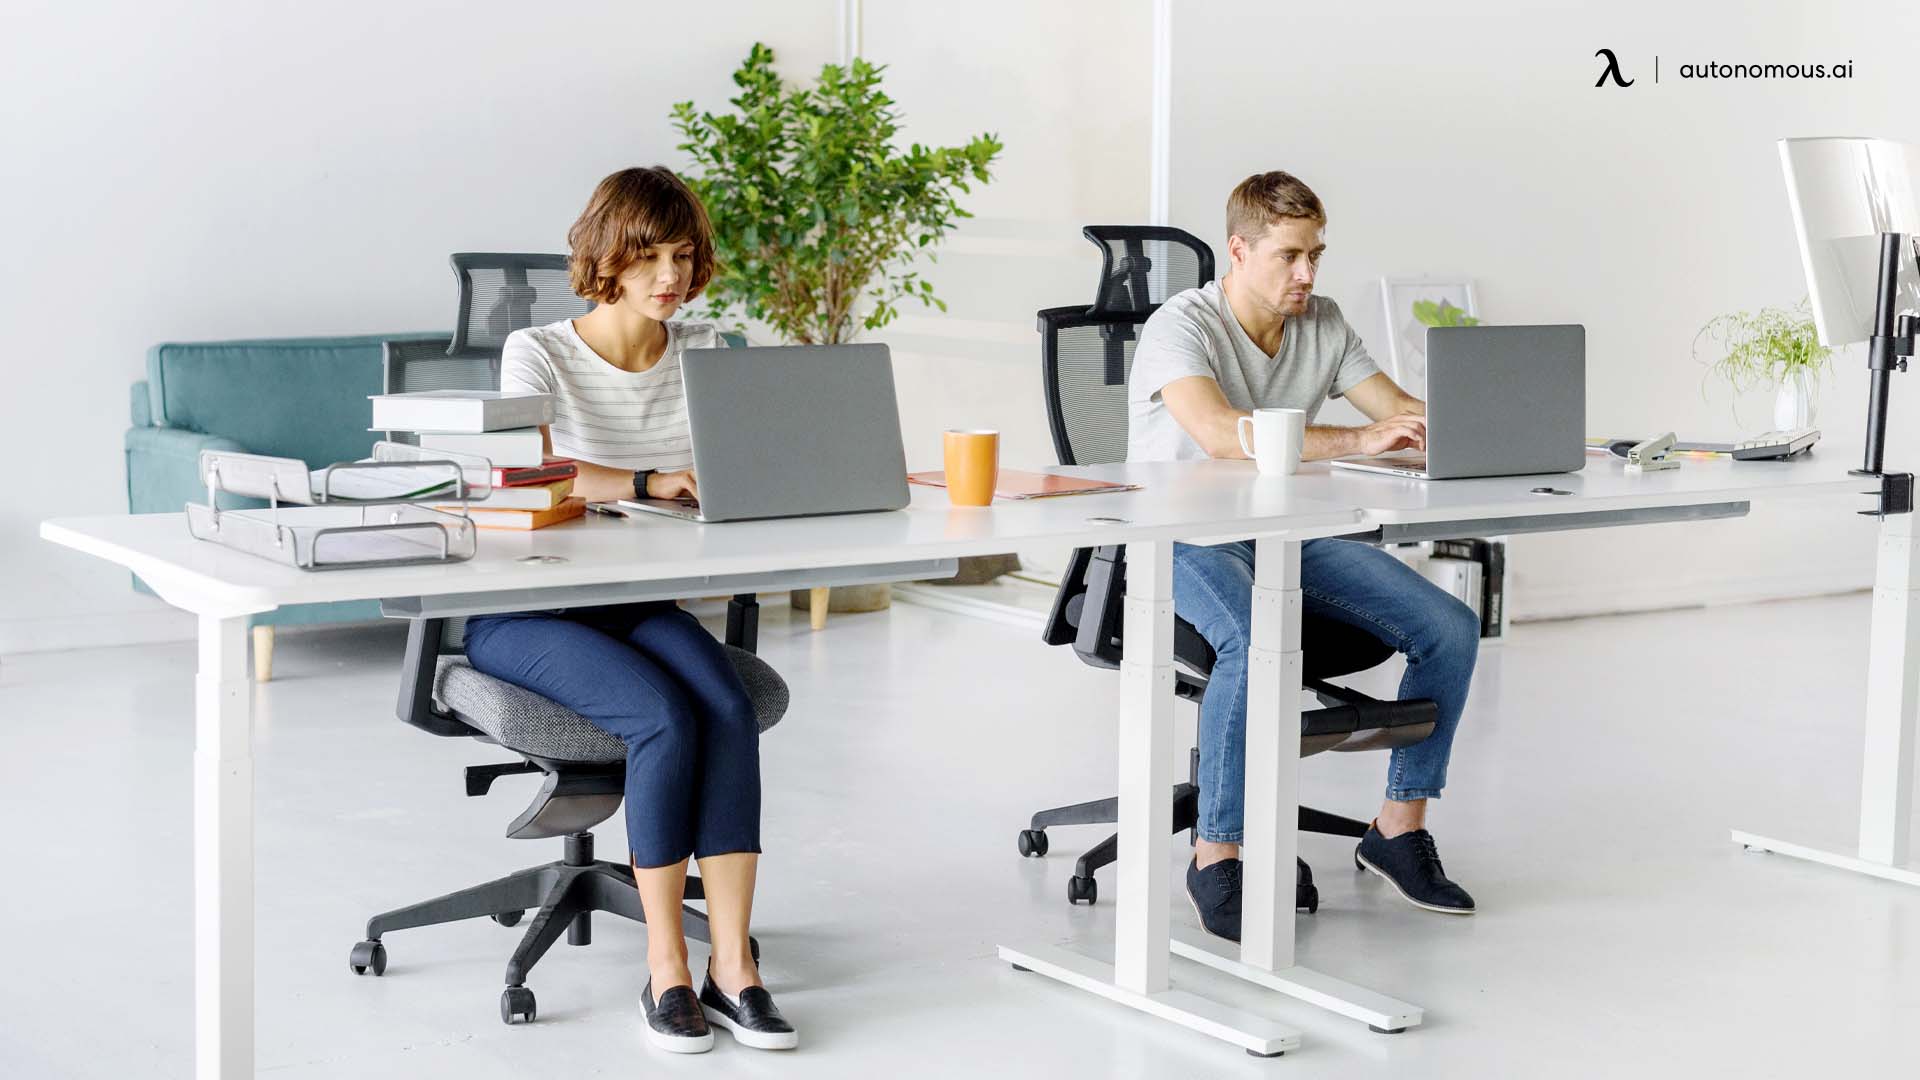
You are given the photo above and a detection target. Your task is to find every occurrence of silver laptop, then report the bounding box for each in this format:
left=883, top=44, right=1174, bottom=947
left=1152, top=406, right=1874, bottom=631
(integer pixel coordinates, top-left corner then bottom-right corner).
left=1332, top=324, right=1586, bottom=480
left=617, top=343, right=910, bottom=522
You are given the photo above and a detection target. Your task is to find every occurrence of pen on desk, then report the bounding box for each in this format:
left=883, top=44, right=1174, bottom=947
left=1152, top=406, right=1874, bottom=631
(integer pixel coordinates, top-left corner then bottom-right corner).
left=585, top=502, right=628, bottom=519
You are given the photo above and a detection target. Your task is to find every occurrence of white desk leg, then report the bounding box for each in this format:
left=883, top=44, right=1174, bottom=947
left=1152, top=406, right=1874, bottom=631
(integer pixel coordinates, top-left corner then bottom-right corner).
left=1240, top=536, right=1303, bottom=970
left=1733, top=511, right=1920, bottom=886
left=1114, top=538, right=1175, bottom=994
left=1169, top=535, right=1424, bottom=1035
left=1001, top=540, right=1302, bottom=1056
left=196, top=615, right=254, bottom=1079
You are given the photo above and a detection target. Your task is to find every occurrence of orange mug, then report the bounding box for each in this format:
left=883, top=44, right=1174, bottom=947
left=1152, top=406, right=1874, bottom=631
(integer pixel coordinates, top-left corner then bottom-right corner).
left=943, top=429, right=999, bottom=506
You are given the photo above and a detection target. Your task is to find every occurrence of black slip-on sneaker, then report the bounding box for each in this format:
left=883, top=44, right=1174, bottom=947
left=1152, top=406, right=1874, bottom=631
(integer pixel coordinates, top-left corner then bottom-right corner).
left=1185, top=856, right=1244, bottom=942
left=1354, top=825, right=1476, bottom=914
left=700, top=970, right=798, bottom=1050
left=642, top=979, right=714, bottom=1053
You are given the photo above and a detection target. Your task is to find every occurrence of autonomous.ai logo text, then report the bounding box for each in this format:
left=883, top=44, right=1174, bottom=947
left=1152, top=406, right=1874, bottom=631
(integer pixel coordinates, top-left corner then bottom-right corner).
left=1594, top=48, right=1633, bottom=87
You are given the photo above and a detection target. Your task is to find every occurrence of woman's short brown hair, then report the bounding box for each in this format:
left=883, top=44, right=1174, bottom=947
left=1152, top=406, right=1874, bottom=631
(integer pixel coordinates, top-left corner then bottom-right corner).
left=1226, top=171, right=1326, bottom=246
left=567, top=166, right=717, bottom=304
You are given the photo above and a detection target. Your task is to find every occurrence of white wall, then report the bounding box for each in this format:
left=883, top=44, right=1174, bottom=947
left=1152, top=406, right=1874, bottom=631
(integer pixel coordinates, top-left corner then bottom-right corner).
left=860, top=0, right=1150, bottom=476
left=0, top=1, right=838, bottom=652
left=1167, top=0, right=1920, bottom=618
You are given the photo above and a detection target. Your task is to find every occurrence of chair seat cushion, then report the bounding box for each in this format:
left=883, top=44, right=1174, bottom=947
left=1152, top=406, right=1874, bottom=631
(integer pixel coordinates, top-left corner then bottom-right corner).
left=433, top=646, right=788, bottom=764
left=1172, top=612, right=1396, bottom=681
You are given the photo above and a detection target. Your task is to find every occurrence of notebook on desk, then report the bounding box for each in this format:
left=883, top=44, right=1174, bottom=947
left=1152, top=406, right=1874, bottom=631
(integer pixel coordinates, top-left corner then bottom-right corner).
left=906, top=469, right=1140, bottom=500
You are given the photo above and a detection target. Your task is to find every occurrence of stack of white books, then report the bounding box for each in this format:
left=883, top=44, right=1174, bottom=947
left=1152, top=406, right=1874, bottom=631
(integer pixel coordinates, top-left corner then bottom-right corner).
left=369, top=390, right=554, bottom=467
left=368, top=390, right=584, bottom=527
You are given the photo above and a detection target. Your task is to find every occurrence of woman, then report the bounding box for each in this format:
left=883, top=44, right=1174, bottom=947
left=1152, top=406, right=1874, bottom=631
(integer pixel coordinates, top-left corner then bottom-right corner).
left=463, top=166, right=795, bottom=1054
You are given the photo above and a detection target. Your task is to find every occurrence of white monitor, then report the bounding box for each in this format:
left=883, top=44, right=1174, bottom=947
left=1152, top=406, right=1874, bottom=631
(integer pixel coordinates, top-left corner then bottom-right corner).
left=1779, top=137, right=1920, bottom=347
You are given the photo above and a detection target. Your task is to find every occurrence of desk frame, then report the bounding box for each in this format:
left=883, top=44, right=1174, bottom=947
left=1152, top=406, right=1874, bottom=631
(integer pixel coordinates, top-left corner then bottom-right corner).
left=185, top=559, right=957, bottom=1080
left=1733, top=511, right=1920, bottom=886
left=998, top=534, right=1421, bottom=1057
left=48, top=457, right=1920, bottom=1072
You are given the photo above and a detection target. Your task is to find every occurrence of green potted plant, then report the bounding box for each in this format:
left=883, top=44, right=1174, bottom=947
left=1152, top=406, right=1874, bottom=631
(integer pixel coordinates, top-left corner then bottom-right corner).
left=672, top=44, right=1002, bottom=620
left=1694, top=300, right=1833, bottom=431
left=1412, top=298, right=1479, bottom=329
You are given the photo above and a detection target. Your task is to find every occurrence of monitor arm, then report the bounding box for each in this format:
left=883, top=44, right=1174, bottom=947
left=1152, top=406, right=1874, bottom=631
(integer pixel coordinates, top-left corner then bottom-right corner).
left=1854, top=232, right=1918, bottom=516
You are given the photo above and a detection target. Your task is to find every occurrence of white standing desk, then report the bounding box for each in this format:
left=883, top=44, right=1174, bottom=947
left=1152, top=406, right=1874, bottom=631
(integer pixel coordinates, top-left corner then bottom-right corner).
left=1230, top=454, right=1920, bottom=1028
left=1010, top=452, right=1920, bottom=1055
left=41, top=462, right=1365, bottom=1077
left=1276, top=456, right=1919, bottom=886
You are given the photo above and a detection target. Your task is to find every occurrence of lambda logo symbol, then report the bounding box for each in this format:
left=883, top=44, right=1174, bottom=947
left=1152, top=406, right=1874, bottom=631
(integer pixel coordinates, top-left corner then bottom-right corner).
left=1594, top=48, right=1634, bottom=87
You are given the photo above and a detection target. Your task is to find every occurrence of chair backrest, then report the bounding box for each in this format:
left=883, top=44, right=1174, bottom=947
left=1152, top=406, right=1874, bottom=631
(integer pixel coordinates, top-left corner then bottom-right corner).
left=1039, top=225, right=1215, bottom=670
left=447, top=253, right=593, bottom=360
left=1083, top=225, right=1216, bottom=315
left=380, top=336, right=483, bottom=443
left=1038, top=225, right=1214, bottom=467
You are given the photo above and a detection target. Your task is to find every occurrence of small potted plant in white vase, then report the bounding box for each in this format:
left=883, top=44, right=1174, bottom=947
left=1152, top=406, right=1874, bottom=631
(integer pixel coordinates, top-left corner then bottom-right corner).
left=1694, top=300, right=1833, bottom=430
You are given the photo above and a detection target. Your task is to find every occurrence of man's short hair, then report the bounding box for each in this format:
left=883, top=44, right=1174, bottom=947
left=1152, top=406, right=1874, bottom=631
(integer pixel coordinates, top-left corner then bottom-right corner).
left=1225, top=171, right=1326, bottom=246
left=567, top=166, right=717, bottom=304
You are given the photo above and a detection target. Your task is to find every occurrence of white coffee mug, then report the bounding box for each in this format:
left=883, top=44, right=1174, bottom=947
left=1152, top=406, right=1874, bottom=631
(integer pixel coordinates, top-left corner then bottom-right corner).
left=1236, top=408, right=1306, bottom=476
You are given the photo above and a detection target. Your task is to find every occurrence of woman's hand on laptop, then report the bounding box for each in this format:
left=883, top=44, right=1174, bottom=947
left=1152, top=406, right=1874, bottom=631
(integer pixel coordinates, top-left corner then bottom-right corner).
left=647, top=469, right=700, bottom=503
left=1356, top=414, right=1427, bottom=456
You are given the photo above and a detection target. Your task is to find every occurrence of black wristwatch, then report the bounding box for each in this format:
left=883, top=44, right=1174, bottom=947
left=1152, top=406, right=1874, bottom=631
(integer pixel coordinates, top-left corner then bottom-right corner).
left=632, top=469, right=653, bottom=500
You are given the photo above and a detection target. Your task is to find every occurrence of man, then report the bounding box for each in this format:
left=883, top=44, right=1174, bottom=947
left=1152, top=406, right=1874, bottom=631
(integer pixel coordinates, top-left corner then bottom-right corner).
left=1128, top=171, right=1480, bottom=940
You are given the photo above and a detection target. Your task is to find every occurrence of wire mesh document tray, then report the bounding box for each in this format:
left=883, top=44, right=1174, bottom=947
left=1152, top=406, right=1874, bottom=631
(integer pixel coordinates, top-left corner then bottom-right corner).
left=186, top=442, right=489, bottom=571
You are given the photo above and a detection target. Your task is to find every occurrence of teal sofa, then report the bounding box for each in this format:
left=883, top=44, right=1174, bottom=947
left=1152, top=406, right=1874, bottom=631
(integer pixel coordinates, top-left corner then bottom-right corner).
left=126, top=333, right=449, bottom=676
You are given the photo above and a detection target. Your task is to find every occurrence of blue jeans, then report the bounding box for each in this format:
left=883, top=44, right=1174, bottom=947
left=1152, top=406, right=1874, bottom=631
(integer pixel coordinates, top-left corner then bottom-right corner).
left=462, top=602, right=761, bottom=868
left=1173, top=539, right=1480, bottom=844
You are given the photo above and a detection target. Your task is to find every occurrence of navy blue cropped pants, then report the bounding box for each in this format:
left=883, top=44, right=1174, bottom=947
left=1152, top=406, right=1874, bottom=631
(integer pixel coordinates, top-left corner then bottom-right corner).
left=462, top=602, right=761, bottom=868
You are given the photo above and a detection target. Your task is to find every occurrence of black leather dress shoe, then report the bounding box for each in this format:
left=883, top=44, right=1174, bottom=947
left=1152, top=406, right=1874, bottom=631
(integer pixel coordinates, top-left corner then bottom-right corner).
left=700, top=970, right=799, bottom=1050
left=641, top=980, right=714, bottom=1053
left=1354, top=825, right=1476, bottom=914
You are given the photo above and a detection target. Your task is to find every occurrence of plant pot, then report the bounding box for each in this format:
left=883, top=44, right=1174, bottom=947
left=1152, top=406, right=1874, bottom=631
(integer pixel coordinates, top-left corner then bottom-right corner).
left=1773, top=369, right=1816, bottom=430
left=789, top=583, right=893, bottom=614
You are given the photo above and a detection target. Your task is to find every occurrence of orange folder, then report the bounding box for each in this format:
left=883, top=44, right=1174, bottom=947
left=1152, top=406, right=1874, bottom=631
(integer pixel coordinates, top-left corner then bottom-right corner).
left=907, top=469, right=1140, bottom=501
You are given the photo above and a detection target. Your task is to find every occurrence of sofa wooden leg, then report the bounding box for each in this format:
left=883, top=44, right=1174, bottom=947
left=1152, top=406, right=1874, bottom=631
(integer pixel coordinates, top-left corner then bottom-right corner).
left=251, top=625, right=274, bottom=682
left=810, top=586, right=829, bottom=631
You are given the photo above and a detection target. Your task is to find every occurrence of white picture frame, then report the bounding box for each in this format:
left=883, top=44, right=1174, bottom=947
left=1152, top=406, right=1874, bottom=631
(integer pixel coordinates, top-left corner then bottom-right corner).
left=1378, top=277, right=1479, bottom=397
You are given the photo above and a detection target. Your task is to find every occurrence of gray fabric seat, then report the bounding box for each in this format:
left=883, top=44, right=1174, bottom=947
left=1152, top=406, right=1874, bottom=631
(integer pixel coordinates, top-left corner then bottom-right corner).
left=434, top=646, right=789, bottom=765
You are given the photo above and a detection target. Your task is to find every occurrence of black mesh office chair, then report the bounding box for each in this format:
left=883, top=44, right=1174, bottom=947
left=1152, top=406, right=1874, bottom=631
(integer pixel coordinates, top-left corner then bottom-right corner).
left=351, top=257, right=770, bottom=1025
left=447, top=252, right=591, bottom=368
left=1021, top=226, right=1439, bottom=911
left=349, top=616, right=781, bottom=1025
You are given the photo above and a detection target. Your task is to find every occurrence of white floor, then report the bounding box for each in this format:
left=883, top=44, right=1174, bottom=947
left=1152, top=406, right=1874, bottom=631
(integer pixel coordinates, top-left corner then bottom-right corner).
left=2, top=592, right=1916, bottom=1079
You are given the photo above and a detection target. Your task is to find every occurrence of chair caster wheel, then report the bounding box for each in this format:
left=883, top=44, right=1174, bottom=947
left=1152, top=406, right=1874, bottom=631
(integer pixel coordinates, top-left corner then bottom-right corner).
left=501, top=985, right=537, bottom=1024
left=1017, top=829, right=1049, bottom=858
left=1369, top=1025, right=1406, bottom=1035
left=750, top=937, right=761, bottom=963
left=1067, top=875, right=1097, bottom=905
left=1297, top=885, right=1319, bottom=915
left=492, top=910, right=524, bottom=927
left=348, top=940, right=386, bottom=976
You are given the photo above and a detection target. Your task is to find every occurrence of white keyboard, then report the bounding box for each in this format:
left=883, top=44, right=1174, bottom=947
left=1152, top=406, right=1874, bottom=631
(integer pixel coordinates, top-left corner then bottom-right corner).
left=1732, top=427, right=1820, bottom=460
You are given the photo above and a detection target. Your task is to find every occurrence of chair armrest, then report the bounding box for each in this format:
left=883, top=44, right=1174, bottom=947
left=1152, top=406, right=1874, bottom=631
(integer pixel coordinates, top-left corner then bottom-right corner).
left=1072, top=545, right=1127, bottom=668
left=726, top=594, right=759, bottom=651
left=130, top=380, right=152, bottom=428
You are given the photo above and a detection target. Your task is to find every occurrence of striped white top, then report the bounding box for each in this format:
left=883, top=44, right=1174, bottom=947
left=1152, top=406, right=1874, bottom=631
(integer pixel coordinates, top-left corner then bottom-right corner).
left=499, top=318, right=725, bottom=472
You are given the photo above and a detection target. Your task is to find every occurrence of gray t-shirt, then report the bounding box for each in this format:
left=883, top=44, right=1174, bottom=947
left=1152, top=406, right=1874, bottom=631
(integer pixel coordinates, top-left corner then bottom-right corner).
left=1127, top=282, right=1381, bottom=462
